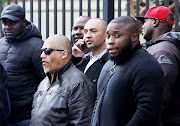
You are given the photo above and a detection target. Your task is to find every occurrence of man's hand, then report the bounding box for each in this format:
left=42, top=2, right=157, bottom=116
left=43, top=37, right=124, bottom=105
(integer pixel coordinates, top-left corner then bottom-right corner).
left=72, top=39, right=86, bottom=57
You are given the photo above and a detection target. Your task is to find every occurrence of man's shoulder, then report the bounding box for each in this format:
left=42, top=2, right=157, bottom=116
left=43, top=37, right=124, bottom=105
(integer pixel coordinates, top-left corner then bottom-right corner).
left=148, top=40, right=173, bottom=49
left=64, top=65, right=92, bottom=84
left=149, top=32, right=180, bottom=51
left=21, top=37, right=44, bottom=49
left=99, top=60, right=114, bottom=75
left=125, top=48, right=161, bottom=71
left=76, top=53, right=90, bottom=67
left=0, top=37, right=7, bottom=44
left=37, top=77, right=49, bottom=91
left=82, top=52, right=91, bottom=59
left=101, top=51, right=109, bottom=62
left=83, top=51, right=109, bottom=62
left=23, top=36, right=43, bottom=44
left=65, top=65, right=87, bottom=79
left=147, top=41, right=179, bottom=57
left=132, top=48, right=154, bottom=61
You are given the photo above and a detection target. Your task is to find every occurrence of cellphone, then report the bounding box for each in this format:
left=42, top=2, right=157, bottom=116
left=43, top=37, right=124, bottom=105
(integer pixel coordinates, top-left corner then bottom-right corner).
left=81, top=42, right=86, bottom=52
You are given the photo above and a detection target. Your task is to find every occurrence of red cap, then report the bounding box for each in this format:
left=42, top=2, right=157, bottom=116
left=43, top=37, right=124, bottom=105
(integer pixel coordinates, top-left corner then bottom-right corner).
left=136, top=6, right=174, bottom=26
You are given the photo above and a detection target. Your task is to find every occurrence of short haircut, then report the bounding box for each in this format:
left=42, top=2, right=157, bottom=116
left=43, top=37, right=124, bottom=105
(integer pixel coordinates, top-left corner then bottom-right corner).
left=86, top=18, right=108, bottom=32
left=109, top=16, right=139, bottom=34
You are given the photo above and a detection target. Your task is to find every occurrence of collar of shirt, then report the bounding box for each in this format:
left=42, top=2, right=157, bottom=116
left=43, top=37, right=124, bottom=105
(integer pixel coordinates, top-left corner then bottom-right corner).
left=47, top=60, right=73, bottom=84
left=90, top=49, right=108, bottom=60
left=84, top=49, right=108, bottom=73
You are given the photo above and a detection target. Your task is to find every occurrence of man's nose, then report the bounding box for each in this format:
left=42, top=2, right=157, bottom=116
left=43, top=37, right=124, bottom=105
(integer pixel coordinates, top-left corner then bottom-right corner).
left=85, top=31, right=91, bottom=38
left=107, top=37, right=114, bottom=45
left=40, top=51, right=46, bottom=59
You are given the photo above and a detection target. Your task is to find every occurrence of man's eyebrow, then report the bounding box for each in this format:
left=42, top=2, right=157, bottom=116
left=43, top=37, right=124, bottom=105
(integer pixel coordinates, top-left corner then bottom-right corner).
left=84, top=28, right=97, bottom=30
left=113, top=30, right=121, bottom=32
left=73, top=25, right=84, bottom=28
left=106, top=30, right=121, bottom=33
left=90, top=28, right=97, bottom=30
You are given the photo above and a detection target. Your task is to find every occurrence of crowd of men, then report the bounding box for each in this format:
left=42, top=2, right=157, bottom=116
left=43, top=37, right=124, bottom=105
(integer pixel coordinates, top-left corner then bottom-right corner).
left=0, top=3, right=179, bottom=126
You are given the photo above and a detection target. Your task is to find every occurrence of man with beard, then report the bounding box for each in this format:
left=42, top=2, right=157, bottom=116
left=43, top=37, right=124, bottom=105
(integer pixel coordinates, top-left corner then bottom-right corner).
left=72, top=18, right=109, bottom=98
left=30, top=34, right=94, bottom=126
left=91, top=16, right=165, bottom=126
left=0, top=4, right=45, bottom=126
left=136, top=6, right=180, bottom=126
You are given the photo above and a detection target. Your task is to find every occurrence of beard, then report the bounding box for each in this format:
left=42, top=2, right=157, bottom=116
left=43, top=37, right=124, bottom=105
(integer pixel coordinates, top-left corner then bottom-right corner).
left=110, top=38, right=132, bottom=64
left=5, top=32, right=16, bottom=41
left=43, top=67, right=50, bottom=74
left=142, top=27, right=154, bottom=41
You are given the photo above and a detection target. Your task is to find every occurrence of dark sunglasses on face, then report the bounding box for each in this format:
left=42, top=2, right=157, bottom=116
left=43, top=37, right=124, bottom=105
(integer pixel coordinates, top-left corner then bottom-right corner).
left=40, top=48, right=64, bottom=55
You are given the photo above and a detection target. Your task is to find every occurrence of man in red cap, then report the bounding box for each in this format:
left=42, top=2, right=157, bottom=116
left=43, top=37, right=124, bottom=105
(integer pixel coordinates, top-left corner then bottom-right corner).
left=136, top=6, right=180, bottom=126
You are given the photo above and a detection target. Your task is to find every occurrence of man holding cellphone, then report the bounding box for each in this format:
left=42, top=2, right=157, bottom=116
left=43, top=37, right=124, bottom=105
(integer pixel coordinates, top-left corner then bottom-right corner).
left=72, top=18, right=109, bottom=98
left=71, top=16, right=91, bottom=65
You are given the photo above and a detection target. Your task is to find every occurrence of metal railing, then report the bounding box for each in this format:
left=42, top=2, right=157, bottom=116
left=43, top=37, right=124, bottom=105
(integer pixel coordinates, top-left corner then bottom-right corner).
left=0, top=0, right=179, bottom=41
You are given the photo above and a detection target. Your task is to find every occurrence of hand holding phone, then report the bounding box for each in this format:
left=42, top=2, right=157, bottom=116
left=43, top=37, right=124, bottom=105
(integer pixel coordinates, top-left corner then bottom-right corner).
left=81, top=41, right=86, bottom=52
left=75, top=39, right=86, bottom=52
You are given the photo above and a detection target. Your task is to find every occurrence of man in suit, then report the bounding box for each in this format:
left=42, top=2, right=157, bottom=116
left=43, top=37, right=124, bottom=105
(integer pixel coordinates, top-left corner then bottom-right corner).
left=72, top=18, right=109, bottom=98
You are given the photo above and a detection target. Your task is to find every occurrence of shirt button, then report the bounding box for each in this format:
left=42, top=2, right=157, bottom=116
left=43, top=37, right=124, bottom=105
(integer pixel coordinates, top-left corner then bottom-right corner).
left=92, top=78, right=97, bottom=82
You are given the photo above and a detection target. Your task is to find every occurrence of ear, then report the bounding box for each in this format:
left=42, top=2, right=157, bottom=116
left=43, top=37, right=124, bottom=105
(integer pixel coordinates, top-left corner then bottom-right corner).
left=104, top=33, right=106, bottom=42
left=22, top=19, right=27, bottom=27
left=152, top=19, right=160, bottom=27
left=131, top=33, right=138, bottom=43
left=61, top=50, right=68, bottom=60
left=131, top=33, right=139, bottom=48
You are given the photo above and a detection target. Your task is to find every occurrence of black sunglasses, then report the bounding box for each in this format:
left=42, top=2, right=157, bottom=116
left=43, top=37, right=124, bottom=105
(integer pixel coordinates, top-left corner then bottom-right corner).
left=41, top=48, right=64, bottom=55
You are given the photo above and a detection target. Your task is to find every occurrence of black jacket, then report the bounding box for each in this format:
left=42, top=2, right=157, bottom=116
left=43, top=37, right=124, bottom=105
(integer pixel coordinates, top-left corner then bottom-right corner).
left=91, top=44, right=164, bottom=126
left=0, top=21, right=45, bottom=122
left=30, top=61, right=94, bottom=126
left=76, top=52, right=109, bottom=98
left=147, top=32, right=180, bottom=125
left=0, top=64, right=9, bottom=126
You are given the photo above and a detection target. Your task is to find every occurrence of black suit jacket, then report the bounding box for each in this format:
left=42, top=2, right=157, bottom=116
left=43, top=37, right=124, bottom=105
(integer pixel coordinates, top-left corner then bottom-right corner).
left=76, top=52, right=109, bottom=98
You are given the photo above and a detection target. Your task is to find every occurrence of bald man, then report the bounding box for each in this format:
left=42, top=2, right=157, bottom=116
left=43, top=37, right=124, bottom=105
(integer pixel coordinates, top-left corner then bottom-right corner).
left=91, top=16, right=164, bottom=126
left=72, top=18, right=109, bottom=98
left=30, top=34, right=94, bottom=126
left=72, top=16, right=91, bottom=44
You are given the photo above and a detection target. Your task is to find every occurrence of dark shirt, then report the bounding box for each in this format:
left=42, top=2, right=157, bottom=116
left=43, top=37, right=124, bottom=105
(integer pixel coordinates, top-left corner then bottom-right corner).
left=76, top=51, right=109, bottom=98
left=91, top=44, right=164, bottom=126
